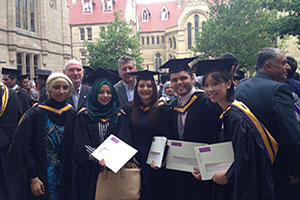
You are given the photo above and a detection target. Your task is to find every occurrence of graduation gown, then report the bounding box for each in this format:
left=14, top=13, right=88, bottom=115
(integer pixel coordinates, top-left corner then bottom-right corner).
left=72, top=108, right=132, bottom=200
left=124, top=102, right=170, bottom=200
left=213, top=103, right=275, bottom=200
left=168, top=90, right=222, bottom=200
left=7, top=100, right=76, bottom=200
left=0, top=86, right=19, bottom=199
left=15, top=87, right=33, bottom=117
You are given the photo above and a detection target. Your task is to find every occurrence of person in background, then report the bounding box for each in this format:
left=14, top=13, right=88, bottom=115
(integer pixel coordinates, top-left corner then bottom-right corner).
left=219, top=52, right=239, bottom=76
left=7, top=73, right=76, bottom=200
left=72, top=68, right=130, bottom=200
left=124, top=70, right=170, bottom=200
left=195, top=58, right=277, bottom=200
left=18, top=75, right=38, bottom=103
left=236, top=48, right=300, bottom=200
left=159, top=81, right=177, bottom=105
left=194, top=75, right=203, bottom=89
left=35, top=69, right=51, bottom=103
left=233, top=68, right=245, bottom=86
left=63, top=59, right=90, bottom=111
left=284, top=56, right=300, bottom=98
left=114, top=56, right=138, bottom=108
left=158, top=72, right=170, bottom=97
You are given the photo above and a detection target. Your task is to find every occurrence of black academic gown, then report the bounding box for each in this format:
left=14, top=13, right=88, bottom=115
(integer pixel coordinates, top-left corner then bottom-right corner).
left=0, top=86, right=19, bottom=199
left=15, top=87, right=33, bottom=117
left=124, top=102, right=170, bottom=200
left=72, top=108, right=132, bottom=200
left=168, top=90, right=222, bottom=200
left=7, top=99, right=76, bottom=200
left=212, top=105, right=275, bottom=200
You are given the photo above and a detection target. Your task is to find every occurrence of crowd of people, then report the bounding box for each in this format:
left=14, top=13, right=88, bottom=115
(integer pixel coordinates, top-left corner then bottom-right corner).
left=1, top=47, right=300, bottom=200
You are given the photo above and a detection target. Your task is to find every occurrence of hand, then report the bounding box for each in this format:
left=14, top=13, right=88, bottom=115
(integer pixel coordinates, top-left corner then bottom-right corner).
left=212, top=171, right=228, bottom=185
left=31, top=177, right=45, bottom=196
left=150, top=160, right=159, bottom=170
left=133, top=157, right=140, bottom=166
left=192, top=167, right=202, bottom=180
left=289, top=176, right=300, bottom=185
left=99, top=159, right=106, bottom=167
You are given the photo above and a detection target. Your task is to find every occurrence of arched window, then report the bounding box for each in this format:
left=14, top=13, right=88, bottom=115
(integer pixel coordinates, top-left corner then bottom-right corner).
left=146, top=36, right=149, bottom=45
left=194, top=15, right=199, bottom=36
left=161, top=6, right=168, bottom=20
left=155, top=53, right=162, bottom=71
left=187, top=23, right=192, bottom=49
left=173, top=37, right=176, bottom=49
left=142, top=8, right=149, bottom=22
left=141, top=37, right=144, bottom=45
left=169, top=38, right=172, bottom=48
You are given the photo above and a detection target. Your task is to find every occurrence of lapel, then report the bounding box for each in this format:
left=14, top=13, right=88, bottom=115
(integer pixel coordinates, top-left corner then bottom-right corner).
left=117, top=81, right=128, bottom=105
left=78, top=85, right=89, bottom=110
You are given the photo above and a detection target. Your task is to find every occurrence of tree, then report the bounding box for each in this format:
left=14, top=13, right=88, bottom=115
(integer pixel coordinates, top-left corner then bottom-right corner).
left=85, top=11, right=143, bottom=70
left=263, top=0, right=300, bottom=47
left=193, top=0, right=280, bottom=72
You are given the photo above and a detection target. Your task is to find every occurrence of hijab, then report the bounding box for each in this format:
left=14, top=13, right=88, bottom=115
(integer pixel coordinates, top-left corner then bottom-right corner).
left=162, top=81, right=176, bottom=102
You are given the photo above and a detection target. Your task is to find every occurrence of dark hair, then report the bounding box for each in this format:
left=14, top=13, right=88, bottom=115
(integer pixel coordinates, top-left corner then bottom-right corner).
left=287, top=56, right=298, bottom=79
left=202, top=71, right=235, bottom=103
left=293, top=72, right=300, bottom=81
left=219, top=52, right=239, bottom=67
left=132, top=79, right=159, bottom=126
left=160, top=73, right=170, bottom=84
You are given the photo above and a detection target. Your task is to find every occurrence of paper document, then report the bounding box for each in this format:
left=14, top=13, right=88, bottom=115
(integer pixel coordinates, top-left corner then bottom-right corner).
left=195, top=141, right=234, bottom=180
left=91, top=134, right=137, bottom=173
left=146, top=136, right=168, bottom=167
left=166, top=140, right=207, bottom=173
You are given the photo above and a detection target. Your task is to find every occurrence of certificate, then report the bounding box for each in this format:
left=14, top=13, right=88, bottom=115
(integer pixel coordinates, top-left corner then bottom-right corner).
left=91, top=134, right=138, bottom=173
left=146, top=136, right=167, bottom=168
left=166, top=140, right=207, bottom=173
left=195, top=141, right=234, bottom=180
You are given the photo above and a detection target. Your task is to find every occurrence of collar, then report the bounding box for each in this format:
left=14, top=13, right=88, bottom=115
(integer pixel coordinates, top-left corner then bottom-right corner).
left=179, top=87, right=196, bottom=106
left=12, top=85, right=18, bottom=90
left=74, top=84, right=82, bottom=94
left=255, top=72, right=275, bottom=81
left=174, top=88, right=201, bottom=114
left=37, top=103, right=73, bottom=115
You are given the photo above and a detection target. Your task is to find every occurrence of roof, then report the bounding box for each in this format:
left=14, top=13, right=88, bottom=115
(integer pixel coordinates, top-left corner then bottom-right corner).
left=136, top=1, right=188, bottom=32
left=69, top=0, right=127, bottom=25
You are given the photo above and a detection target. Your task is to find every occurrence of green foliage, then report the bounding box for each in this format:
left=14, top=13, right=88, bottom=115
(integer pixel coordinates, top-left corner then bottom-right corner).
left=85, top=11, right=143, bottom=70
left=263, top=0, right=300, bottom=47
left=193, top=0, right=280, bottom=72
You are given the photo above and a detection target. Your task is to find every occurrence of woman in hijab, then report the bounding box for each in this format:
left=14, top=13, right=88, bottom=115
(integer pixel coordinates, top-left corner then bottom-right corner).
left=7, top=73, right=76, bottom=200
left=159, top=81, right=177, bottom=105
left=72, top=77, right=131, bottom=200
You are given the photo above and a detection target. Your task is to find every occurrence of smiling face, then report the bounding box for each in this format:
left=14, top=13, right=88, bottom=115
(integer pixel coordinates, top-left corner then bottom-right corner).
left=170, top=71, right=194, bottom=97
left=268, top=52, right=291, bottom=82
left=203, top=74, right=231, bottom=107
left=20, top=78, right=30, bottom=90
left=137, top=80, right=154, bottom=105
left=118, top=61, right=137, bottom=85
left=97, top=84, right=112, bottom=106
left=49, top=81, right=70, bottom=102
left=63, top=63, right=83, bottom=89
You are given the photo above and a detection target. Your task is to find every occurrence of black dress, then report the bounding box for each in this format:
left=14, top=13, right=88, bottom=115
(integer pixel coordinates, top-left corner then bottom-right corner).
left=0, top=86, right=19, bottom=199
left=7, top=99, right=76, bottom=200
left=72, top=108, right=132, bottom=200
left=168, top=90, right=222, bottom=200
left=124, top=102, right=170, bottom=200
left=212, top=102, right=275, bottom=200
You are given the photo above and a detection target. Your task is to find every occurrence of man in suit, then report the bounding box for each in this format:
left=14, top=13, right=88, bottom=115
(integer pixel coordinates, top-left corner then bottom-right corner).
left=236, top=48, right=300, bottom=200
left=114, top=56, right=138, bottom=107
left=63, top=59, right=90, bottom=111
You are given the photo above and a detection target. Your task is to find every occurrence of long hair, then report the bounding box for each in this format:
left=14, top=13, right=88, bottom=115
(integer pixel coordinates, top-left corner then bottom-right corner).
left=202, top=71, right=235, bottom=103
left=132, top=79, right=159, bottom=126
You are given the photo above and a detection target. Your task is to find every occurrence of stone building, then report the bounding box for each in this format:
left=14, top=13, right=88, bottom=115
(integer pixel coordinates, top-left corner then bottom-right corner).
left=0, top=0, right=71, bottom=79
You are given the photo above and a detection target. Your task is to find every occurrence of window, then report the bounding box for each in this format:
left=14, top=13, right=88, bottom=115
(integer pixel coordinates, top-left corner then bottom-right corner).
left=155, top=53, right=162, bottom=71
left=103, top=0, right=113, bottom=13
left=194, top=15, right=199, bottom=36
left=169, top=38, right=172, bottom=48
left=81, top=0, right=93, bottom=14
left=162, top=36, right=165, bottom=44
left=26, top=54, right=31, bottom=75
left=23, top=0, right=28, bottom=29
left=146, top=36, right=149, bottom=45
left=80, top=28, right=85, bottom=41
left=173, top=37, right=176, bottom=49
left=187, top=23, right=192, bottom=49
left=152, top=36, right=155, bottom=45
left=34, top=55, right=39, bottom=71
left=30, top=0, right=35, bottom=31
left=156, top=36, right=160, bottom=44
left=72, top=0, right=77, bottom=4
left=16, top=0, right=21, bottom=27
left=161, top=6, right=168, bottom=20
left=17, top=53, right=23, bottom=72
left=87, top=27, right=92, bottom=40
left=142, top=7, right=149, bottom=22
left=141, top=37, right=144, bottom=45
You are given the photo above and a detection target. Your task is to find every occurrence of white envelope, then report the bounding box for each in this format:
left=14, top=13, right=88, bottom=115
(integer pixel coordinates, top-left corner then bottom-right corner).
left=195, top=141, right=234, bottom=180
left=91, top=134, right=138, bottom=173
left=146, top=136, right=167, bottom=167
left=166, top=140, right=207, bottom=173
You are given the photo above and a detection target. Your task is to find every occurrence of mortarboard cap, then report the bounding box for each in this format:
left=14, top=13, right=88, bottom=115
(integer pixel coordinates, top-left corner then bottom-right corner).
left=83, top=67, right=121, bottom=85
left=17, top=74, right=29, bottom=83
left=83, top=66, right=95, bottom=78
left=107, top=69, right=120, bottom=76
left=35, top=69, right=51, bottom=80
left=195, top=58, right=236, bottom=76
left=233, top=69, right=245, bottom=80
left=159, top=57, right=198, bottom=74
left=1, top=68, right=19, bottom=78
left=128, top=70, right=160, bottom=81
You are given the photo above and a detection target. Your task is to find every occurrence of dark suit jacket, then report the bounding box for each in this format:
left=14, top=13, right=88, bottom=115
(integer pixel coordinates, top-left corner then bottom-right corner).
left=236, top=72, right=300, bottom=199
left=66, top=84, right=90, bottom=112
left=114, top=81, right=130, bottom=108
